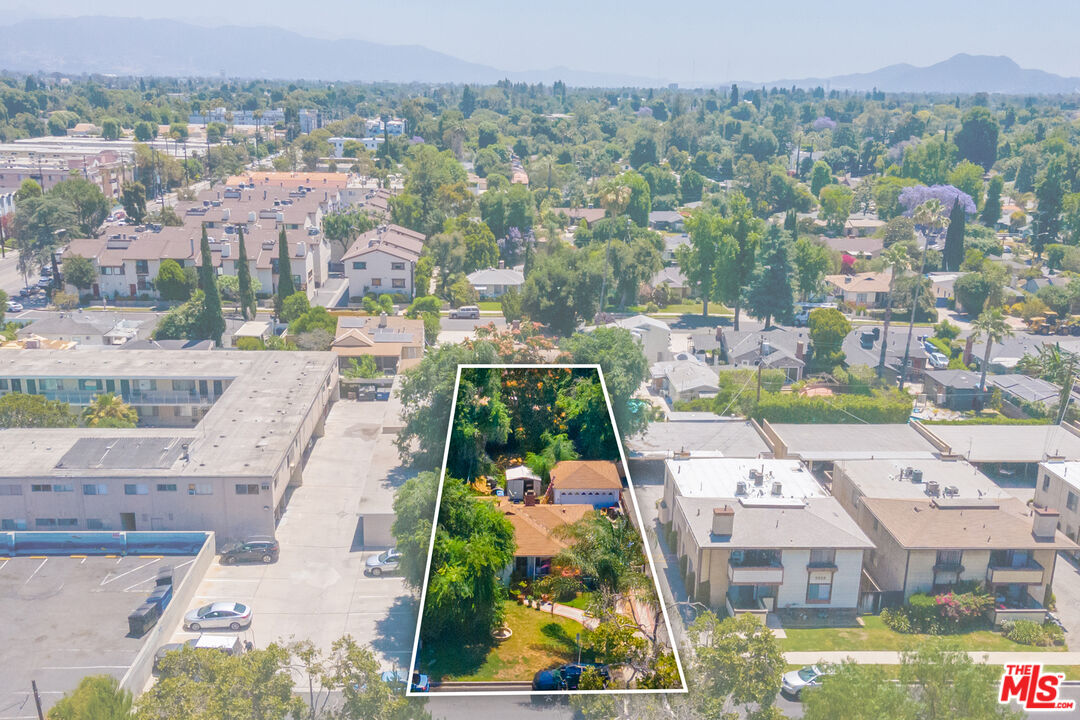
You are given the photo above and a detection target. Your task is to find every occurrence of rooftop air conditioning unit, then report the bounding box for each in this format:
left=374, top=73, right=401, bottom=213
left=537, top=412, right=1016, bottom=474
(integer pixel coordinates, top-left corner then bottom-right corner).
left=749, top=468, right=763, bottom=484
left=944, top=485, right=960, bottom=498
left=735, top=481, right=747, bottom=495
left=926, top=480, right=940, bottom=496
left=771, top=481, right=783, bottom=496
left=911, top=469, right=923, bottom=483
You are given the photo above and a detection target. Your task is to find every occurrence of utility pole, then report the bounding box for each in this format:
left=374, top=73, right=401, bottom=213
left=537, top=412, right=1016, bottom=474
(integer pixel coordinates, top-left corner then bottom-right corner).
left=756, top=335, right=764, bottom=402
left=898, top=231, right=931, bottom=391
left=31, top=680, right=44, bottom=720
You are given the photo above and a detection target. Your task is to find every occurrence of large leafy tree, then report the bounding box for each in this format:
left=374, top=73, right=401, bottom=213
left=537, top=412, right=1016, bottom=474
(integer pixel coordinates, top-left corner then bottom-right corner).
left=981, top=175, right=1004, bottom=228
left=154, top=259, right=193, bottom=302
left=792, top=237, right=832, bottom=301
left=0, top=393, right=77, bottom=428
left=62, top=254, right=97, bottom=293
left=391, top=472, right=440, bottom=589
left=808, top=307, right=851, bottom=372
left=48, top=675, right=133, bottom=720
left=746, top=227, right=795, bottom=328
left=954, top=106, right=1000, bottom=170
left=51, top=178, right=108, bottom=237
left=686, top=612, right=785, bottom=719
left=121, top=182, right=147, bottom=224
left=562, top=327, right=650, bottom=439
left=678, top=209, right=736, bottom=317
left=447, top=367, right=510, bottom=479
left=1034, top=156, right=1067, bottom=258
left=557, top=374, right=618, bottom=458
left=520, top=242, right=603, bottom=336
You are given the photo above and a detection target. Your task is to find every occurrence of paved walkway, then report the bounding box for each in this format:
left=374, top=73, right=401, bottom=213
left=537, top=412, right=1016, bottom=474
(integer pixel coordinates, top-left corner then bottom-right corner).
left=535, top=600, right=599, bottom=630
left=786, top=650, right=1080, bottom=665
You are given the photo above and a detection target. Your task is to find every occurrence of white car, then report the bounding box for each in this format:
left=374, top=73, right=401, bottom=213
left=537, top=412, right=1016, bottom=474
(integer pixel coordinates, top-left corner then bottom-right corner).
left=927, top=351, right=949, bottom=369
left=6, top=300, right=23, bottom=312
left=782, top=664, right=830, bottom=698
left=183, top=601, right=252, bottom=631
left=365, top=548, right=401, bottom=576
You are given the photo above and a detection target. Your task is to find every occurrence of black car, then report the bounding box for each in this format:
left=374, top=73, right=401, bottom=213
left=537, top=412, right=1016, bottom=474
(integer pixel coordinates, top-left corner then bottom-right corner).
left=531, top=663, right=610, bottom=691
left=220, top=536, right=279, bottom=564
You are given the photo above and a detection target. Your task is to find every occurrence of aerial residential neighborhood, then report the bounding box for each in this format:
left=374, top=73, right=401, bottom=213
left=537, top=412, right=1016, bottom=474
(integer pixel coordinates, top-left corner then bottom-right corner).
left=4, top=5, right=1080, bottom=720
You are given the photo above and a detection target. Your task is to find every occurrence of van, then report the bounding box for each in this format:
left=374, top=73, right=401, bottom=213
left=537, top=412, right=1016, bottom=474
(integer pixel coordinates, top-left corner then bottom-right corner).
left=194, top=635, right=245, bottom=656
left=450, top=305, right=480, bottom=319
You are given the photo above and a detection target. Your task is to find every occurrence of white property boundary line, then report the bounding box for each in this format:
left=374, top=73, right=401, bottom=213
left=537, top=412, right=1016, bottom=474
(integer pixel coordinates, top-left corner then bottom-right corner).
left=406, top=363, right=688, bottom=697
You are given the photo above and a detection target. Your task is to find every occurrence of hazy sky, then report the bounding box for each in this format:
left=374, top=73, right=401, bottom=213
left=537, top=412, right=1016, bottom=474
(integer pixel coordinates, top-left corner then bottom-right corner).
left=4, top=0, right=1080, bottom=82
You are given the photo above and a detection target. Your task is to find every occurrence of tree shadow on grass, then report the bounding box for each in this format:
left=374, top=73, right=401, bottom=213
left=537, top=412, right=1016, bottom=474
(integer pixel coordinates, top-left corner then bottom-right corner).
left=539, top=622, right=579, bottom=653
left=419, top=637, right=496, bottom=682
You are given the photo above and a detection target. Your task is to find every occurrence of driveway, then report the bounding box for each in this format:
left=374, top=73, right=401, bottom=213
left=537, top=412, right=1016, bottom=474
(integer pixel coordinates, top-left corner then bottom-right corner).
left=163, top=400, right=418, bottom=670
left=1053, top=553, right=1080, bottom=647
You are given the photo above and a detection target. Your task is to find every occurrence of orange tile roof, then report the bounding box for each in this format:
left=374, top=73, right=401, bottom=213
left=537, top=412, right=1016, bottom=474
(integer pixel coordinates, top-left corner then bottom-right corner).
left=549, top=461, right=622, bottom=491
left=495, top=498, right=594, bottom=557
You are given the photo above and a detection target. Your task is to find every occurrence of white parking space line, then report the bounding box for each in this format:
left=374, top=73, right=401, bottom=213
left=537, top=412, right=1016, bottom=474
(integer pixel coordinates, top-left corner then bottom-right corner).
left=23, top=559, right=46, bottom=584
left=99, top=558, right=159, bottom=586
left=0, top=559, right=7, bottom=573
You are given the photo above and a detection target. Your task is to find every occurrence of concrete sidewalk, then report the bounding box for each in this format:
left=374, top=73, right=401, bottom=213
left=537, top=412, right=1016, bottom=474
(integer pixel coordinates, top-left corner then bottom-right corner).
left=786, top=650, right=1080, bottom=665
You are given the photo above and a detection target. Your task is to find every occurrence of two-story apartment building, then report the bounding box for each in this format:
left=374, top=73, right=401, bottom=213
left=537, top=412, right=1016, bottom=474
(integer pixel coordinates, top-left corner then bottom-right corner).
left=660, top=458, right=873, bottom=626
left=832, top=458, right=1077, bottom=623
left=1036, top=462, right=1080, bottom=544
left=342, top=225, right=425, bottom=299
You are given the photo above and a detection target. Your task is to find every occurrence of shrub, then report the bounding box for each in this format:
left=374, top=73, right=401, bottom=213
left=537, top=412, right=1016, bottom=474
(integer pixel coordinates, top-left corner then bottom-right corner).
left=235, top=337, right=264, bottom=351
left=883, top=588, right=993, bottom=634
left=934, top=319, right=961, bottom=341
left=1002, top=620, right=1065, bottom=647
left=880, top=607, right=913, bottom=633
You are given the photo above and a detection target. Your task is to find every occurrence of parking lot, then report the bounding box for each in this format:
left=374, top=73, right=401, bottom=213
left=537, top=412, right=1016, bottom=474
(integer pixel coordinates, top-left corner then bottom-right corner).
left=162, top=400, right=417, bottom=670
left=0, top=554, right=194, bottom=719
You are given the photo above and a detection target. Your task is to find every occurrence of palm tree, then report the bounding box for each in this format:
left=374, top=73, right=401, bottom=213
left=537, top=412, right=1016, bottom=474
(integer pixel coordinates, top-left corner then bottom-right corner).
left=524, top=432, right=578, bottom=483
left=899, top=200, right=949, bottom=390
left=877, top=244, right=911, bottom=378
left=82, top=393, right=138, bottom=428
left=971, top=308, right=1014, bottom=395
left=913, top=198, right=949, bottom=240
left=552, top=512, right=651, bottom=611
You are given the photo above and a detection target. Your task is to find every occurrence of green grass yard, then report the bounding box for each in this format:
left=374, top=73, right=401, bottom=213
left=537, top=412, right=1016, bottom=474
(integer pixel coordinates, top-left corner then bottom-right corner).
left=419, top=600, right=589, bottom=682
left=563, top=592, right=595, bottom=611
left=780, top=616, right=1067, bottom=654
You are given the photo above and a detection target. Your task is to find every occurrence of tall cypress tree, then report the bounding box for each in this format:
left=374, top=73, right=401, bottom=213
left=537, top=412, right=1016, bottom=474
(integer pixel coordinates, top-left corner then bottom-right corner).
left=275, top=227, right=295, bottom=316
left=981, top=175, right=1004, bottom=228
left=943, top=199, right=966, bottom=271
left=197, top=225, right=226, bottom=345
left=236, top=227, right=256, bottom=320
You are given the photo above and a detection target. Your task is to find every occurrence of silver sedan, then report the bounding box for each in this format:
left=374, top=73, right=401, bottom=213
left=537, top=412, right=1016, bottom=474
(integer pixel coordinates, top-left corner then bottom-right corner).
left=183, top=602, right=253, bottom=631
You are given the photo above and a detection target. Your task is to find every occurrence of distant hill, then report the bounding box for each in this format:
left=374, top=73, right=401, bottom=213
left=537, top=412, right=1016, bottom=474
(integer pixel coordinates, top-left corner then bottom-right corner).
left=0, top=16, right=655, bottom=87
left=765, top=54, right=1080, bottom=95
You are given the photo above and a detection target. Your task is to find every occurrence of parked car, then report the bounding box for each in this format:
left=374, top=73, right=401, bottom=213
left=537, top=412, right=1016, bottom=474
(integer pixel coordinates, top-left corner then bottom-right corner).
left=153, top=638, right=198, bottom=672
left=781, top=664, right=830, bottom=698
left=37, top=277, right=53, bottom=288
left=220, top=536, right=279, bottom=564
left=365, top=548, right=401, bottom=576
left=859, top=329, right=876, bottom=348
left=380, top=670, right=430, bottom=693
left=449, top=305, right=480, bottom=319
left=927, top=351, right=949, bottom=369
left=6, top=300, right=23, bottom=312
left=183, top=602, right=252, bottom=631
left=531, top=663, right=610, bottom=691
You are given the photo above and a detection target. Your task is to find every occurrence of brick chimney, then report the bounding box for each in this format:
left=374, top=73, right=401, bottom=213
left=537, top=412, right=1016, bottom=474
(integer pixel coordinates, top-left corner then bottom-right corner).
left=711, top=505, right=735, bottom=536
left=796, top=341, right=805, bottom=360
left=1033, top=505, right=1060, bottom=539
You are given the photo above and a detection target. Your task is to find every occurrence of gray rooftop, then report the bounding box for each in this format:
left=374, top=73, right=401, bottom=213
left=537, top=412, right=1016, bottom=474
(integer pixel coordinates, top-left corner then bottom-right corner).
left=0, top=350, right=338, bottom=479
left=924, top=369, right=983, bottom=390
left=628, top=418, right=769, bottom=459
left=767, top=422, right=939, bottom=461
left=834, top=458, right=1009, bottom=500
left=925, top=424, right=1080, bottom=464
left=676, top=494, right=874, bottom=550
left=58, top=437, right=187, bottom=470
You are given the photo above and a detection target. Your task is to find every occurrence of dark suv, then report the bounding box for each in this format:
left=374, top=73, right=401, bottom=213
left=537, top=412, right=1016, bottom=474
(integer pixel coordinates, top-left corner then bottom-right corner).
left=531, top=663, right=610, bottom=691
left=220, top=536, right=279, bottom=564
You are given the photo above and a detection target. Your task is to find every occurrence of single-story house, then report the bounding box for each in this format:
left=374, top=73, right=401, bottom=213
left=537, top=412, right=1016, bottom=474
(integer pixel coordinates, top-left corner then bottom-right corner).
left=232, top=320, right=271, bottom=347
left=497, top=498, right=594, bottom=579
left=720, top=327, right=808, bottom=382
left=547, top=460, right=622, bottom=508
left=824, top=271, right=892, bottom=308
left=923, top=369, right=988, bottom=411
left=843, top=213, right=886, bottom=237
left=649, top=210, right=685, bottom=232
left=330, top=313, right=425, bottom=373
left=649, top=266, right=691, bottom=299
left=823, top=235, right=883, bottom=258
left=466, top=266, right=525, bottom=298
left=663, top=234, right=690, bottom=264
left=552, top=207, right=606, bottom=228
left=651, top=358, right=720, bottom=403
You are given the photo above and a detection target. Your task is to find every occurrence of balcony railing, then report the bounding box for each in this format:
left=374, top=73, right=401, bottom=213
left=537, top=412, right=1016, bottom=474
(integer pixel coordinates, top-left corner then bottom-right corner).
left=728, top=563, right=784, bottom=585
left=725, top=594, right=771, bottom=620
left=124, top=391, right=212, bottom=406
left=987, top=561, right=1045, bottom=585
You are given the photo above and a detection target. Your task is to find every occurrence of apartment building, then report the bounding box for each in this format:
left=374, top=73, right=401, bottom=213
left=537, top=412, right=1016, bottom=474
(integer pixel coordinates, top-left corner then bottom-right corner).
left=832, top=458, right=1077, bottom=622
left=0, top=350, right=338, bottom=544
left=0, top=144, right=131, bottom=199
left=342, top=224, right=425, bottom=299
left=660, top=458, right=872, bottom=626
left=1036, top=462, right=1080, bottom=544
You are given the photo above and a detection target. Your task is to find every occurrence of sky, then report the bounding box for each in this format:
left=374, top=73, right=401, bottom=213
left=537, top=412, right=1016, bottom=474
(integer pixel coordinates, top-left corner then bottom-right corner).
left=2, top=0, right=1080, bottom=83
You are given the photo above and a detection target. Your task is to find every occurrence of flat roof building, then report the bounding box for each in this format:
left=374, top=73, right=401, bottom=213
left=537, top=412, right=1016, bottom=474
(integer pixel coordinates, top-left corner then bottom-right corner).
left=0, top=350, right=338, bottom=544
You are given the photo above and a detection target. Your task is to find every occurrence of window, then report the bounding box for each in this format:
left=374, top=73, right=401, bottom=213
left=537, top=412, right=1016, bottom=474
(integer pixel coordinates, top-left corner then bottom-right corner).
left=807, top=581, right=832, bottom=603
left=1069, top=492, right=1078, bottom=512
left=35, top=518, right=57, bottom=528
left=86, top=519, right=106, bottom=530
left=83, top=484, right=108, bottom=496
left=0, top=484, right=22, bottom=496
left=57, top=518, right=78, bottom=528
left=156, top=484, right=177, bottom=492
left=352, top=261, right=367, bottom=270
left=0, top=379, right=8, bottom=390
left=188, top=484, right=213, bottom=496
left=135, top=260, right=149, bottom=274
left=371, top=278, right=382, bottom=287
left=1043, top=475, right=1052, bottom=491
left=124, top=484, right=149, bottom=495
left=809, top=549, right=836, bottom=566
left=235, top=484, right=260, bottom=495
left=78, top=379, right=103, bottom=391
left=391, top=262, right=406, bottom=271
left=53, top=484, right=73, bottom=493
left=31, top=484, right=52, bottom=493
left=38, top=378, right=62, bottom=391
left=936, top=550, right=963, bottom=567
left=172, top=379, right=196, bottom=393
left=392, top=278, right=406, bottom=288
left=1, top=519, right=27, bottom=531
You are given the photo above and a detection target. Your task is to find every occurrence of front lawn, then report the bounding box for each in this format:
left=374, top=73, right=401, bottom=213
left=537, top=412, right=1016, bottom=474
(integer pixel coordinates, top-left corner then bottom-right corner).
left=564, top=591, right=595, bottom=611
left=419, top=600, right=589, bottom=682
left=476, top=301, right=503, bottom=312
left=780, top=616, right=1067, bottom=653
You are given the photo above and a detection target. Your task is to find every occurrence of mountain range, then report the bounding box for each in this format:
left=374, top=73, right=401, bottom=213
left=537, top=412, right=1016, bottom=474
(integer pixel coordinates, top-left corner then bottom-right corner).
left=0, top=17, right=1078, bottom=94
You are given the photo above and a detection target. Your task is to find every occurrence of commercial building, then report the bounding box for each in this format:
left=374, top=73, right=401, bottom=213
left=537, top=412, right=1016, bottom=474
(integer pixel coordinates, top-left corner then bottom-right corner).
left=660, top=458, right=872, bottom=626
left=831, top=458, right=1076, bottom=621
left=0, top=350, right=338, bottom=544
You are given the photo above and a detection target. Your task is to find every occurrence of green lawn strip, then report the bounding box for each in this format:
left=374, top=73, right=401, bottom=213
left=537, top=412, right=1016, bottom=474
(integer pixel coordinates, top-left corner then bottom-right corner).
left=563, top=592, right=595, bottom=611
left=1043, top=666, right=1080, bottom=680
left=419, top=600, right=589, bottom=682
left=780, top=616, right=1066, bottom=653
left=476, top=301, right=502, bottom=311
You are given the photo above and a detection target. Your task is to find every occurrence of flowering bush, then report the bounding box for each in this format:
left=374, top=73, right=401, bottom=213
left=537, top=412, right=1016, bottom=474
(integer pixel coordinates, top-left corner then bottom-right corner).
left=899, top=184, right=976, bottom=216
left=882, top=589, right=993, bottom=634
left=812, top=116, right=837, bottom=131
